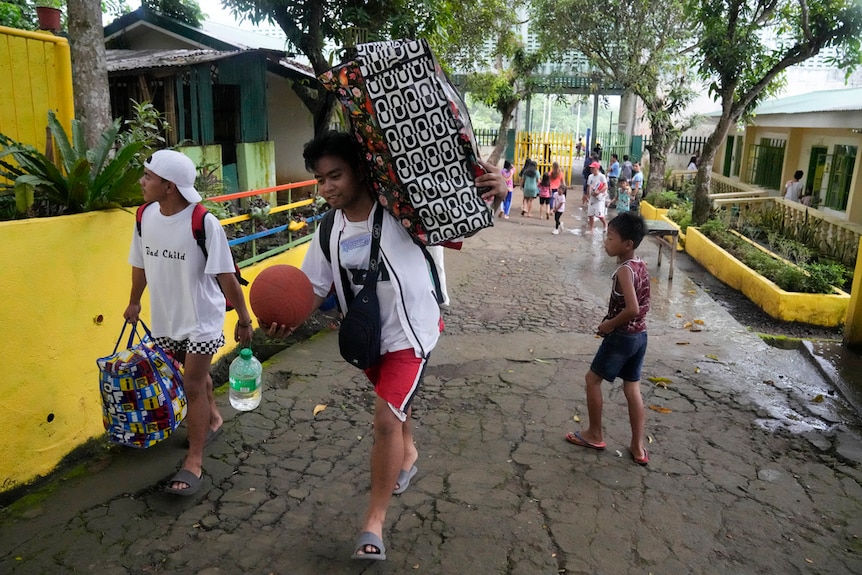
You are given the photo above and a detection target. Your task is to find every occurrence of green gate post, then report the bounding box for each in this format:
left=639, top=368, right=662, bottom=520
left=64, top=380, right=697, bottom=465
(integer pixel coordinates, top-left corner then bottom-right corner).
left=630, top=135, right=643, bottom=163
left=506, top=129, right=516, bottom=163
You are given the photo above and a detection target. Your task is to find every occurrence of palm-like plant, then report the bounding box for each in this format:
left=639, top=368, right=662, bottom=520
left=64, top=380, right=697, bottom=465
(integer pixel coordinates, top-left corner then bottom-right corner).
left=0, top=111, right=145, bottom=217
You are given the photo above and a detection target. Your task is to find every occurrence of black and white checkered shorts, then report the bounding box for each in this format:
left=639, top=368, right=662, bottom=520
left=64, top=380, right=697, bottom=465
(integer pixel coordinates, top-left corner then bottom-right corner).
left=153, top=334, right=225, bottom=356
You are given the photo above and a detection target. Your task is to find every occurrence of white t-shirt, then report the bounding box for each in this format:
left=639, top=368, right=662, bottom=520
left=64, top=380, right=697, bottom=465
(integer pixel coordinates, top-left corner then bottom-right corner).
left=302, top=206, right=440, bottom=356
left=333, top=214, right=411, bottom=353
left=588, top=173, right=607, bottom=201
left=785, top=180, right=803, bottom=202
left=631, top=172, right=644, bottom=195
left=129, top=203, right=235, bottom=342
left=553, top=191, right=566, bottom=213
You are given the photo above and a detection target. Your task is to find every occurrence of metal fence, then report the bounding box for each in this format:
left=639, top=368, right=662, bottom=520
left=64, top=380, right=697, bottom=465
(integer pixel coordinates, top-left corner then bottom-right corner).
left=205, top=179, right=322, bottom=267
left=642, top=135, right=710, bottom=156
left=474, top=128, right=500, bottom=147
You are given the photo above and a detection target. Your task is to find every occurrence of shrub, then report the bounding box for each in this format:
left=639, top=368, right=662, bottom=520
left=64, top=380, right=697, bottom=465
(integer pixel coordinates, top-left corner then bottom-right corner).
left=667, top=202, right=692, bottom=232
left=644, top=190, right=683, bottom=209
left=697, top=219, right=850, bottom=294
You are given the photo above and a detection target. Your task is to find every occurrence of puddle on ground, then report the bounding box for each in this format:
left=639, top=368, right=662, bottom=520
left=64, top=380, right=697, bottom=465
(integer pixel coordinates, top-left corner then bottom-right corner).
left=759, top=335, right=803, bottom=350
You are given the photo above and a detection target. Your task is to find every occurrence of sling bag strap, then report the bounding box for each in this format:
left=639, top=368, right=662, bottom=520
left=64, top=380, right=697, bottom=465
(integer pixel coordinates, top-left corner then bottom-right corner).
left=323, top=205, right=442, bottom=306
left=341, top=204, right=383, bottom=307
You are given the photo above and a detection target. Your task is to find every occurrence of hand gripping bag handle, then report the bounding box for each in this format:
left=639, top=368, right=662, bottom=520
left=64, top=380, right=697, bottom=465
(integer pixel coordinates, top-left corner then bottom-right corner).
left=112, top=320, right=156, bottom=354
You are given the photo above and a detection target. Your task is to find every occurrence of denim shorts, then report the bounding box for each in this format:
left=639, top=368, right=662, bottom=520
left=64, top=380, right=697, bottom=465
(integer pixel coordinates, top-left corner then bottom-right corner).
left=590, top=331, right=648, bottom=383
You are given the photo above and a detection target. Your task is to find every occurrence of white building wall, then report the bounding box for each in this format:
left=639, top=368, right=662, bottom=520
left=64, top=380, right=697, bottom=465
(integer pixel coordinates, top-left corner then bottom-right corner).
left=266, top=71, right=315, bottom=184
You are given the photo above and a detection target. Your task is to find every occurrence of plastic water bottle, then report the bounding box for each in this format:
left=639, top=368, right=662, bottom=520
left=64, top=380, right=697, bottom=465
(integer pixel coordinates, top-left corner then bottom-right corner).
left=229, top=348, right=262, bottom=411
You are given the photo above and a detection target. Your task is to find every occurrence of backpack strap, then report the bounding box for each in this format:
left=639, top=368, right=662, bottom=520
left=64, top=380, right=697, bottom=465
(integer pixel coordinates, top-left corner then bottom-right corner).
left=135, top=202, right=154, bottom=236
left=191, top=203, right=210, bottom=260
left=318, top=209, right=337, bottom=263
left=190, top=204, right=248, bottom=289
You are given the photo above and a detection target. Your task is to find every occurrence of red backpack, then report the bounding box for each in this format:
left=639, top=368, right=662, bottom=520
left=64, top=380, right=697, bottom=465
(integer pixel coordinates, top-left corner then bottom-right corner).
left=135, top=202, right=248, bottom=311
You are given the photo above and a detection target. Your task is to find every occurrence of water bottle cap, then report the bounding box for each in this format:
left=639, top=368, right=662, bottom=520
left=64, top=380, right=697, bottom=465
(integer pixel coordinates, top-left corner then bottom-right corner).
left=240, top=348, right=253, bottom=359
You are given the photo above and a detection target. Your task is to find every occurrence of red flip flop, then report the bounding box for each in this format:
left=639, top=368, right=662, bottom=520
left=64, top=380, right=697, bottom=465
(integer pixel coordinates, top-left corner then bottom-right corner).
left=629, top=448, right=649, bottom=466
left=565, top=431, right=607, bottom=450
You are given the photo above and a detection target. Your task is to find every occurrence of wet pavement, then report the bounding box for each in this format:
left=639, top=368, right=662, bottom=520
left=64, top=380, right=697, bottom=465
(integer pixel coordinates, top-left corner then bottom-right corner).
left=3, top=199, right=862, bottom=574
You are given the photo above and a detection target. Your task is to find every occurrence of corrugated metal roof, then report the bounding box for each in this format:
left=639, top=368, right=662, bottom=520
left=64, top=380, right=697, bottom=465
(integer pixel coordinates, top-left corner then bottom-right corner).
left=199, top=20, right=291, bottom=52
left=752, top=87, right=862, bottom=115
left=706, top=87, right=862, bottom=116
left=107, top=49, right=238, bottom=71
left=106, top=48, right=314, bottom=78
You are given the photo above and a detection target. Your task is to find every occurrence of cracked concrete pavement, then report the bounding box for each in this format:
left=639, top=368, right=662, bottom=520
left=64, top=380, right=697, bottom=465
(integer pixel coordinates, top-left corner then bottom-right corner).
left=2, top=205, right=862, bottom=574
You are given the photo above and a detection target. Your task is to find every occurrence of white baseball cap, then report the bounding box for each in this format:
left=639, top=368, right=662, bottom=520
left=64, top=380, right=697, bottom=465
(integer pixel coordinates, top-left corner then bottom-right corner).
left=144, top=150, right=202, bottom=203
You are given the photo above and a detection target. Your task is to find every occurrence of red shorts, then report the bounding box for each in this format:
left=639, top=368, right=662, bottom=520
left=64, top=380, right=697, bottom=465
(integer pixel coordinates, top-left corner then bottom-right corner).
left=364, top=348, right=429, bottom=421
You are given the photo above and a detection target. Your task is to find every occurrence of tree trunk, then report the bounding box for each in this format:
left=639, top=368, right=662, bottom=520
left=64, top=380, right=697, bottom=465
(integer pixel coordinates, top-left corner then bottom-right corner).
left=67, top=0, right=111, bottom=150
left=487, top=102, right=517, bottom=166
left=692, top=113, right=734, bottom=225
left=642, top=111, right=675, bottom=197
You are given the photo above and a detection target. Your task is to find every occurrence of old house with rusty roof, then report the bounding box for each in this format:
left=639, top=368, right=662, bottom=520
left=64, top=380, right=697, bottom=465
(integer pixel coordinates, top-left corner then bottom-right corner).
left=104, top=8, right=317, bottom=189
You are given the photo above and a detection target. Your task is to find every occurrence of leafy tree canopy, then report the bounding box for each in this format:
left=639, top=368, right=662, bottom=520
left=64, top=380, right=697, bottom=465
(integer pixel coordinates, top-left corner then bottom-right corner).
left=688, top=0, right=862, bottom=224
left=142, top=0, right=203, bottom=26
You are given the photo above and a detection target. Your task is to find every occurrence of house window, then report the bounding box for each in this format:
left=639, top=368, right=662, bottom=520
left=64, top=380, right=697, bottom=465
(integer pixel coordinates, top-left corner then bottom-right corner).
left=746, top=139, right=786, bottom=190
left=823, top=145, right=858, bottom=211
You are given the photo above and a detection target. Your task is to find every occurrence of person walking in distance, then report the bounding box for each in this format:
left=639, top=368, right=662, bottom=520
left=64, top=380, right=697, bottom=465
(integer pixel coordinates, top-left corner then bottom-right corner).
left=500, top=160, right=515, bottom=219
left=586, top=161, right=609, bottom=233
left=551, top=184, right=567, bottom=235
left=630, top=163, right=644, bottom=213
left=566, top=212, right=651, bottom=466
left=125, top=149, right=254, bottom=496
left=520, top=158, right=539, bottom=217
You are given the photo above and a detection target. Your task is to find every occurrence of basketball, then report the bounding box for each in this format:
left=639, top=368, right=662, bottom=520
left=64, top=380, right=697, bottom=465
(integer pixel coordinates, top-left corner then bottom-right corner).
left=249, top=265, right=316, bottom=328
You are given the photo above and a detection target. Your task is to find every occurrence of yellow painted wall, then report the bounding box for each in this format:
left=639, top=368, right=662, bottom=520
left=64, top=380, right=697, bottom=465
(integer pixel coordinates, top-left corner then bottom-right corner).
left=844, top=238, right=862, bottom=348
left=0, top=25, right=74, bottom=153
left=639, top=201, right=669, bottom=221
left=685, top=227, right=849, bottom=326
left=0, top=210, right=309, bottom=492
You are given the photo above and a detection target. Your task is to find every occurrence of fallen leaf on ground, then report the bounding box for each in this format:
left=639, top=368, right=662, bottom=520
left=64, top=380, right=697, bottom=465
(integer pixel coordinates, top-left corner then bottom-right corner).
left=313, top=404, right=327, bottom=416
left=694, top=366, right=701, bottom=374
left=706, top=354, right=719, bottom=360
left=683, top=321, right=693, bottom=329
left=648, top=377, right=672, bottom=384
left=573, top=415, right=581, bottom=422
left=812, top=394, right=825, bottom=403
left=693, top=319, right=705, bottom=325
left=648, top=435, right=654, bottom=444
left=649, top=405, right=673, bottom=414
left=675, top=313, right=683, bottom=318
left=676, top=341, right=690, bottom=345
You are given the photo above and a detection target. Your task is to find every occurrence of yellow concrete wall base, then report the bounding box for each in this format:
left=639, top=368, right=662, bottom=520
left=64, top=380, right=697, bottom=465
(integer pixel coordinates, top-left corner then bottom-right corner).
left=657, top=214, right=686, bottom=250
left=639, top=201, right=669, bottom=221
left=0, top=210, right=309, bottom=492
left=685, top=227, right=848, bottom=327
left=843, top=238, right=862, bottom=348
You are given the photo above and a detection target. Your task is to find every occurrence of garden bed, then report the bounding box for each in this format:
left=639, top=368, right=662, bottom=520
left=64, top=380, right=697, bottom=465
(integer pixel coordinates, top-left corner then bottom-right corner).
left=685, top=227, right=849, bottom=326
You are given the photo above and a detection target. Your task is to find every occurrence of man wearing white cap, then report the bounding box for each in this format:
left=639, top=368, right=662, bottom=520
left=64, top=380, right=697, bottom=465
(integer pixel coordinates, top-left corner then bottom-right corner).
left=587, top=161, right=609, bottom=232
left=124, top=149, right=254, bottom=495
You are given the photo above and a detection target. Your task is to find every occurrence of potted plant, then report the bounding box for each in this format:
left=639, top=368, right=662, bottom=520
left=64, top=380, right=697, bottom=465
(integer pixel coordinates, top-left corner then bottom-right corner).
left=35, top=0, right=63, bottom=32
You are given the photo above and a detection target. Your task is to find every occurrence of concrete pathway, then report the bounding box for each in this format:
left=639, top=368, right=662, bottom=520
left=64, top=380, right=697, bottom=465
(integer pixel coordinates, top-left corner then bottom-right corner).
left=2, top=206, right=862, bottom=574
